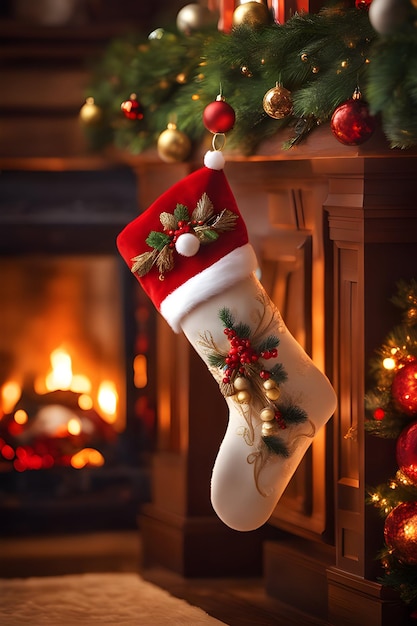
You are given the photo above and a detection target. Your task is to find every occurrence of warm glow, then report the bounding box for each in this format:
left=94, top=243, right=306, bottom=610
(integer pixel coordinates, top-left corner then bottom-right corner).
left=404, top=518, right=417, bottom=540
left=1, top=380, right=22, bottom=414
left=71, top=374, right=92, bottom=394
left=67, top=417, right=82, bottom=436
left=383, top=357, right=396, bottom=370
left=14, top=409, right=28, bottom=425
left=71, top=448, right=105, bottom=469
left=78, top=394, right=93, bottom=410
left=46, top=348, right=73, bottom=391
left=97, top=381, right=118, bottom=423
left=134, top=354, right=148, bottom=388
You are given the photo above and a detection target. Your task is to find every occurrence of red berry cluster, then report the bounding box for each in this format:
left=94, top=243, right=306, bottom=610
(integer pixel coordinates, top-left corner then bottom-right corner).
left=222, top=328, right=258, bottom=384
left=167, top=220, right=204, bottom=249
left=274, top=409, right=286, bottom=429
left=222, top=328, right=277, bottom=384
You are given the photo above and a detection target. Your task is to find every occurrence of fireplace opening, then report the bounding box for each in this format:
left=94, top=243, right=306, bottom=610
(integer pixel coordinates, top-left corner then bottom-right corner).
left=0, top=168, right=155, bottom=536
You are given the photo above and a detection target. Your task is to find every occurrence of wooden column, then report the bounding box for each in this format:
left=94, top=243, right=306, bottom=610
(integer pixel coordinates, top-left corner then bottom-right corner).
left=324, top=156, right=417, bottom=626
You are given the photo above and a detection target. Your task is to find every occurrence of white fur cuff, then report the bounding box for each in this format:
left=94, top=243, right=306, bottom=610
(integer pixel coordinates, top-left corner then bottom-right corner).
left=160, top=244, right=258, bottom=333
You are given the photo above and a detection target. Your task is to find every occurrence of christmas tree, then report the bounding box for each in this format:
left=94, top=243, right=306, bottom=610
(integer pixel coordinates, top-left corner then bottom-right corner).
left=82, top=0, right=417, bottom=157
left=365, top=279, right=417, bottom=616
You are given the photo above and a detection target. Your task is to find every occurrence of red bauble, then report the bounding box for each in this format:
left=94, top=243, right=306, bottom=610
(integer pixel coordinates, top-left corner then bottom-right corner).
left=384, top=502, right=417, bottom=565
left=355, top=0, right=372, bottom=9
left=397, top=420, right=417, bottom=484
left=203, top=98, right=235, bottom=134
left=330, top=98, right=375, bottom=146
left=391, top=362, right=417, bottom=416
left=121, top=94, right=144, bottom=120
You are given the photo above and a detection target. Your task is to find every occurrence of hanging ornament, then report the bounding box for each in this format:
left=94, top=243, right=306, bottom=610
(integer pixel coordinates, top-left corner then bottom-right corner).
left=391, top=361, right=417, bottom=416
left=330, top=89, right=375, bottom=146
left=232, top=1, right=272, bottom=28
left=384, top=501, right=417, bottom=565
left=396, top=420, right=417, bottom=484
left=355, top=0, right=372, bottom=9
left=79, top=97, right=103, bottom=126
left=148, top=27, right=165, bottom=40
left=368, top=0, right=411, bottom=34
left=263, top=83, right=293, bottom=120
left=121, top=94, right=144, bottom=121
left=203, top=94, right=235, bottom=134
left=157, top=121, right=192, bottom=163
left=176, top=3, right=217, bottom=35
left=240, top=65, right=253, bottom=78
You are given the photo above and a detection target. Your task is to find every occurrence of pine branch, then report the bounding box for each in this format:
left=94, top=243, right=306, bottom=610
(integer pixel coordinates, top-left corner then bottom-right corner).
left=234, top=322, right=251, bottom=339
left=262, top=434, right=290, bottom=457
left=219, top=307, right=235, bottom=329
left=257, top=336, right=280, bottom=353
left=270, top=363, right=288, bottom=385
left=207, top=353, right=226, bottom=368
left=279, top=403, right=308, bottom=425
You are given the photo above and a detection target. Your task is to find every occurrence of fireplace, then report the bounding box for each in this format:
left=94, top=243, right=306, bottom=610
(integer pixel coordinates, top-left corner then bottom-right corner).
left=0, top=167, right=155, bottom=535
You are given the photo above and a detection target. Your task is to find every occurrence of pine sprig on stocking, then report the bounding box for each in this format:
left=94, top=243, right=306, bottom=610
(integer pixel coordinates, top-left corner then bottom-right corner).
left=262, top=435, right=290, bottom=457
left=279, top=403, right=308, bottom=426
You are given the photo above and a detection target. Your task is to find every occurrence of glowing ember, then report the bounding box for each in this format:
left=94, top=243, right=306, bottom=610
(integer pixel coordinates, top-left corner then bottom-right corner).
left=97, top=381, right=118, bottom=423
left=1, top=381, right=22, bottom=414
left=71, top=448, right=105, bottom=469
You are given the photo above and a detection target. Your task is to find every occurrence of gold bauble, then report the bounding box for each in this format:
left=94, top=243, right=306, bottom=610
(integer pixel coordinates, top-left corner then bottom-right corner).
left=262, top=378, right=276, bottom=390
left=263, top=84, right=293, bottom=119
left=265, top=387, right=281, bottom=401
left=157, top=123, right=191, bottom=163
left=79, top=97, right=103, bottom=126
left=262, top=421, right=275, bottom=436
left=176, top=3, right=217, bottom=34
left=260, top=407, right=275, bottom=422
left=236, top=390, right=251, bottom=404
left=234, top=376, right=250, bottom=391
left=232, top=1, right=272, bottom=28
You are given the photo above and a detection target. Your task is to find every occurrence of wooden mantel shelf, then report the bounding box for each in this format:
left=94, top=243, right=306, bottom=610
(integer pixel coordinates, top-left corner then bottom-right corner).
left=1, top=124, right=416, bottom=173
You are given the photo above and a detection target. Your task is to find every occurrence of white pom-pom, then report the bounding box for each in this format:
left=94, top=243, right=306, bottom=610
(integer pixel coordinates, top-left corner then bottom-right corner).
left=204, top=150, right=225, bottom=171
left=175, top=233, right=201, bottom=257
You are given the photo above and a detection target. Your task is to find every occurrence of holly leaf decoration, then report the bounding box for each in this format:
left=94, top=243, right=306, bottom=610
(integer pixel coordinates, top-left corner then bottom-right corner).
left=146, top=230, right=171, bottom=251
left=174, top=203, right=190, bottom=223
left=197, top=228, right=219, bottom=243
left=160, top=211, right=177, bottom=231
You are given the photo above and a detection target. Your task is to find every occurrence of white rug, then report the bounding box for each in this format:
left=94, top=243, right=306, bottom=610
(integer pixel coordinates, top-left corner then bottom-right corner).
left=0, top=572, right=226, bottom=625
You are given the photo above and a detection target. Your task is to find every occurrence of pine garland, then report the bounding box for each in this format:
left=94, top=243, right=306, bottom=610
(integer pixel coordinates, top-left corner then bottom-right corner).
left=85, top=3, right=417, bottom=155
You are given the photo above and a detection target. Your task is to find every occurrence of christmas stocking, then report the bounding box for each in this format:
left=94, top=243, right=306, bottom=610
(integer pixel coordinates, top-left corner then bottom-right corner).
left=117, top=150, right=337, bottom=531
